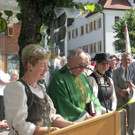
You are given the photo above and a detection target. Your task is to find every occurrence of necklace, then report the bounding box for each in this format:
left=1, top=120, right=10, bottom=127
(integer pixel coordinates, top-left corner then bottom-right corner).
left=21, top=77, right=38, bottom=89
left=27, top=83, right=38, bottom=89
left=96, top=70, right=105, bottom=76
left=32, top=85, right=38, bottom=89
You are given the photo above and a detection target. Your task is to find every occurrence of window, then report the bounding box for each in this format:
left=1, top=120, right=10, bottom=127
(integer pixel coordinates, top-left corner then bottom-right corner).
left=68, top=31, right=71, bottom=40
left=115, top=16, right=120, bottom=23
left=82, top=46, right=85, bottom=51
left=76, top=28, right=78, bottom=37
left=90, top=44, right=93, bottom=54
left=8, top=26, right=14, bottom=37
left=81, top=26, right=84, bottom=35
left=96, top=19, right=99, bottom=29
left=86, top=24, right=89, bottom=33
left=133, top=0, right=135, bottom=3
left=99, top=18, right=101, bottom=28
left=72, top=29, right=78, bottom=38
left=94, top=20, right=96, bottom=30
left=72, top=30, right=75, bottom=38
left=89, top=22, right=93, bottom=32
left=94, top=43, right=96, bottom=53
left=85, top=45, right=88, bottom=53
left=98, top=41, right=102, bottom=52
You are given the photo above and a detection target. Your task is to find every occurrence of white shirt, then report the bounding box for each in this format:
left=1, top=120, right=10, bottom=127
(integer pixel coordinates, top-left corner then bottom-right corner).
left=4, top=81, right=61, bottom=135
left=0, top=69, right=10, bottom=96
left=88, top=74, right=117, bottom=114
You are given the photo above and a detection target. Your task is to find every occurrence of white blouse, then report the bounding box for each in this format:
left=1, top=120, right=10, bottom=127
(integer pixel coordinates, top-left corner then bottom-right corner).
left=88, top=74, right=117, bottom=114
left=4, top=81, right=61, bottom=135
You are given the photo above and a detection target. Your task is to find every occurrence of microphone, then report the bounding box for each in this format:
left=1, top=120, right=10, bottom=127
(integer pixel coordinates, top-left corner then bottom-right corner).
left=60, top=66, right=93, bottom=74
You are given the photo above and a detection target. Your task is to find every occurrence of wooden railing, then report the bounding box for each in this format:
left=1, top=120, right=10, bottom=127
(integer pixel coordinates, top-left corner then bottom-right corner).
left=48, top=109, right=126, bottom=135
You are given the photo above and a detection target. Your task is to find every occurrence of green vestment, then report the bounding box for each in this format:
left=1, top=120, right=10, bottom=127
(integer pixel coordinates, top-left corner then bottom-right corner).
left=48, top=65, right=101, bottom=122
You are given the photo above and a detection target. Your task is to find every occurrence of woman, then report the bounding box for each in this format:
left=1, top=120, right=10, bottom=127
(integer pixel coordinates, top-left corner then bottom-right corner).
left=4, top=44, right=74, bottom=135
left=88, top=53, right=117, bottom=114
left=10, top=69, right=19, bottom=81
left=105, top=54, right=118, bottom=78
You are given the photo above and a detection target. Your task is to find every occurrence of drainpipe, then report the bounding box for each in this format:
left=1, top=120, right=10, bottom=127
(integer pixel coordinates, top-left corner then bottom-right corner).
left=100, top=11, right=106, bottom=53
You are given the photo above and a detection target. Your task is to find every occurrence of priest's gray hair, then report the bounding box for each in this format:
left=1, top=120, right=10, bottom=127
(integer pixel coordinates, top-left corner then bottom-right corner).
left=67, top=48, right=84, bottom=59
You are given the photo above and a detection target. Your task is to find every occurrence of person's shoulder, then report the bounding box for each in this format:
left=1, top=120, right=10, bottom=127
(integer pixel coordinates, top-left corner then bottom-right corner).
left=4, top=81, right=24, bottom=96
left=113, top=66, right=122, bottom=72
left=53, top=65, right=68, bottom=76
left=80, top=72, right=90, bottom=79
left=105, top=68, right=110, bottom=73
left=81, top=73, right=93, bottom=83
left=128, top=62, right=135, bottom=69
left=5, top=80, right=24, bottom=90
left=108, top=77, right=114, bottom=85
left=87, top=73, right=97, bottom=83
left=130, top=61, right=135, bottom=66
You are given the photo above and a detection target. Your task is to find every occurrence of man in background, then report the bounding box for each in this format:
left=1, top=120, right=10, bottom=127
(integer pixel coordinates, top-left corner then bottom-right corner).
left=113, top=53, right=132, bottom=108
left=112, top=53, right=132, bottom=134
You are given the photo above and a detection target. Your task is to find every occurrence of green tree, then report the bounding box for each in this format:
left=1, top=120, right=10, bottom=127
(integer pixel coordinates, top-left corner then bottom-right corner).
left=112, top=8, right=135, bottom=53
left=15, top=0, right=102, bottom=77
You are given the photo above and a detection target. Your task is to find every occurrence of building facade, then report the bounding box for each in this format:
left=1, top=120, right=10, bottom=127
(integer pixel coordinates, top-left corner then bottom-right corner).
left=0, top=0, right=20, bottom=72
left=67, top=0, right=132, bottom=58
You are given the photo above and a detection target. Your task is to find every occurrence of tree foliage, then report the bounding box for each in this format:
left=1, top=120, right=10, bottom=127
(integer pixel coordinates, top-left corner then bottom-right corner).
left=112, top=8, right=135, bottom=53
left=17, top=0, right=102, bottom=35
left=14, top=0, right=102, bottom=77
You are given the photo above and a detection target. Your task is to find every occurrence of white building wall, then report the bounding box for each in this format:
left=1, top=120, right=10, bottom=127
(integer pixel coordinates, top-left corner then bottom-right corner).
left=104, top=10, right=126, bottom=55
left=67, top=13, right=104, bottom=57
left=67, top=9, right=129, bottom=57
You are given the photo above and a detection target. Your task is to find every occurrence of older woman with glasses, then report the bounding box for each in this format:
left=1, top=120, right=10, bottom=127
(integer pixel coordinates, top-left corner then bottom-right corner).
left=4, top=44, right=74, bottom=135
left=88, top=53, right=117, bottom=114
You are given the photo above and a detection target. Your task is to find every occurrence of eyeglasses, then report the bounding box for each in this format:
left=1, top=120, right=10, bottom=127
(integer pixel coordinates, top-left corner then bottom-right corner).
left=111, top=59, right=116, bottom=61
left=78, top=64, right=88, bottom=68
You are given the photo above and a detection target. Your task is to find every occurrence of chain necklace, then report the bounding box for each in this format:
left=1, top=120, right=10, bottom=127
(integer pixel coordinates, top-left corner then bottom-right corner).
left=21, top=77, right=38, bottom=89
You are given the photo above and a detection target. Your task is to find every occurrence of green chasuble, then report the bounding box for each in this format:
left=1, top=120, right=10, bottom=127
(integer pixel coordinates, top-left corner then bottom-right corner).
left=48, top=65, right=101, bottom=122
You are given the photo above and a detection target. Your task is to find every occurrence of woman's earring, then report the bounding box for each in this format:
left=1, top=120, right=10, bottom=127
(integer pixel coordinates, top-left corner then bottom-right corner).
left=29, top=69, right=32, bottom=72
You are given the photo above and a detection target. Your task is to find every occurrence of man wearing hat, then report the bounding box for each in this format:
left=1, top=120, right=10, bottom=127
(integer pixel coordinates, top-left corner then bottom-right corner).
left=88, top=53, right=117, bottom=114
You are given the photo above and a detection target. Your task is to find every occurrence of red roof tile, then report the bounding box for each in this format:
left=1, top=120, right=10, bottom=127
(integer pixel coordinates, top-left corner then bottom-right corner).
left=98, top=0, right=131, bottom=9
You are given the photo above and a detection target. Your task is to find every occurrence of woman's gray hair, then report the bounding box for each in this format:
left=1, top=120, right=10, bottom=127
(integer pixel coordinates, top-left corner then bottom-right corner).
left=67, top=48, right=84, bottom=59
left=22, top=44, right=51, bottom=71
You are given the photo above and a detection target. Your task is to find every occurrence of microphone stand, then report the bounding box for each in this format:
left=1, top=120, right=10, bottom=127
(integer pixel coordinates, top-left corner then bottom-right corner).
left=60, top=66, right=90, bottom=74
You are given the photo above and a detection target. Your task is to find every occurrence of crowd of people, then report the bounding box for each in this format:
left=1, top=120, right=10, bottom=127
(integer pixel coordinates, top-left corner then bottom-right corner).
left=0, top=44, right=134, bottom=135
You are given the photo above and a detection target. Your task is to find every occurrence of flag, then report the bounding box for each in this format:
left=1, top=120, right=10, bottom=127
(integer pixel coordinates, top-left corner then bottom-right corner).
left=124, top=24, right=131, bottom=53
